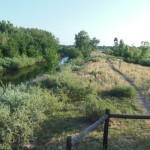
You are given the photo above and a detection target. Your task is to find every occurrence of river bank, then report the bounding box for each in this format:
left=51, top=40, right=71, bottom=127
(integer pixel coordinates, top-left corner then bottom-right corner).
left=0, top=56, right=44, bottom=72
left=0, top=57, right=69, bottom=85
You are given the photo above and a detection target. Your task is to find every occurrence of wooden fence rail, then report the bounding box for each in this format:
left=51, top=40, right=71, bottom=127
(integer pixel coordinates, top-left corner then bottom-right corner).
left=66, top=109, right=150, bottom=150
left=110, top=114, right=150, bottom=119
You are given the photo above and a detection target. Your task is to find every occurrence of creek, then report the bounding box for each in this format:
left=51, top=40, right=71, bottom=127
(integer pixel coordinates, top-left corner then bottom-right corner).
left=0, top=57, right=69, bottom=85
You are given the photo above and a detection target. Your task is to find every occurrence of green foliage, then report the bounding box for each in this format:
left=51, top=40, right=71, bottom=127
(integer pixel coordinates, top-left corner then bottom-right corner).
left=44, top=48, right=58, bottom=73
left=68, top=57, right=85, bottom=66
left=0, top=56, right=43, bottom=70
left=40, top=68, right=96, bottom=102
left=111, top=38, right=150, bottom=65
left=75, top=30, right=100, bottom=58
left=85, top=97, right=105, bottom=122
left=0, top=83, right=60, bottom=149
left=75, top=30, right=90, bottom=51
left=141, top=48, right=150, bottom=58
left=62, top=47, right=83, bottom=59
left=0, top=66, right=3, bottom=71
left=71, top=65, right=81, bottom=71
left=85, top=96, right=115, bottom=122
left=0, top=20, right=59, bottom=59
left=102, top=48, right=112, bottom=55
left=108, top=86, right=136, bottom=98
left=90, top=37, right=100, bottom=51
left=124, top=46, right=141, bottom=63
left=138, top=58, right=150, bottom=66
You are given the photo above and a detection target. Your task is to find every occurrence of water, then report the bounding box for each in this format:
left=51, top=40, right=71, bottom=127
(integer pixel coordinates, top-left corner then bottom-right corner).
left=59, top=57, right=69, bottom=65
left=0, top=64, right=45, bottom=85
left=0, top=57, right=69, bottom=85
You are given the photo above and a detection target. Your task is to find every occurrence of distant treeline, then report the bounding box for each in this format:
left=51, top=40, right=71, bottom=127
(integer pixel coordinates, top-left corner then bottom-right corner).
left=0, top=20, right=59, bottom=58
left=103, top=38, right=150, bottom=66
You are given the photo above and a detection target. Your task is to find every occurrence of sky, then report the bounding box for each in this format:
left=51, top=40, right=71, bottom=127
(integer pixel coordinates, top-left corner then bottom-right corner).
left=0, top=0, right=150, bottom=46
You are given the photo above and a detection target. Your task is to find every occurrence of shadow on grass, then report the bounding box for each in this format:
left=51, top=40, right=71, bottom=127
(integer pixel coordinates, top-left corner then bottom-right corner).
left=107, top=133, right=150, bottom=150
left=35, top=115, right=150, bottom=150
left=36, top=114, right=93, bottom=146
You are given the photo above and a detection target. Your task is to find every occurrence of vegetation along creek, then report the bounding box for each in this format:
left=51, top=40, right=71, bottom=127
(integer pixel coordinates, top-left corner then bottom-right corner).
left=0, top=20, right=150, bottom=150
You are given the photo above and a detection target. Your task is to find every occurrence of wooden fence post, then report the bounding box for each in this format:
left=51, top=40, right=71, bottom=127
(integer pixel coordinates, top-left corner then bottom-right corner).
left=66, top=136, right=72, bottom=150
left=103, top=109, right=110, bottom=150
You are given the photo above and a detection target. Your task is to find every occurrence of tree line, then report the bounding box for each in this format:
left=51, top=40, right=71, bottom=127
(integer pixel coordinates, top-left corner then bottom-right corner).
left=0, top=21, right=100, bottom=71
left=104, top=37, right=150, bottom=66
left=59, top=30, right=100, bottom=59
left=0, top=20, right=59, bottom=58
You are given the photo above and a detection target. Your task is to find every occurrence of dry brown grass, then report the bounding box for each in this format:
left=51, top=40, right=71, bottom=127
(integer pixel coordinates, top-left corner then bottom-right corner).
left=78, top=54, right=129, bottom=94
left=111, top=58, right=150, bottom=104
left=39, top=51, right=150, bottom=149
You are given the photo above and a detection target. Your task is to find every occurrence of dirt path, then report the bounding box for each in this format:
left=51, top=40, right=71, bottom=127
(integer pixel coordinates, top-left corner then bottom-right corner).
left=108, top=61, right=150, bottom=115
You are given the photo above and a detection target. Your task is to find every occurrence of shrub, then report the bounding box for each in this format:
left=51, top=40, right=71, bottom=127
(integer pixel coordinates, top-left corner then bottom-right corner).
left=64, top=47, right=83, bottom=59
left=0, top=66, right=3, bottom=72
left=138, top=58, right=150, bottom=66
left=0, top=83, right=59, bottom=149
left=41, top=69, right=96, bottom=102
left=85, top=96, right=116, bottom=122
left=108, top=86, right=136, bottom=98
left=69, top=57, right=85, bottom=66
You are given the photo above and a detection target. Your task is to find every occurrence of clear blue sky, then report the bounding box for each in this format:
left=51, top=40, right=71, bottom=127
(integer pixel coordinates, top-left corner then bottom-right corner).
left=0, top=0, right=150, bottom=46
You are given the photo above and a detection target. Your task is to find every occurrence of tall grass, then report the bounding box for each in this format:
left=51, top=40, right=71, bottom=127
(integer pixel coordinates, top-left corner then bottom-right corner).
left=111, top=58, right=150, bottom=105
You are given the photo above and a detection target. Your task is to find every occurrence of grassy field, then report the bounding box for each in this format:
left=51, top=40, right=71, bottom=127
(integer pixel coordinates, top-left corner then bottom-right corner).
left=36, top=52, right=150, bottom=150
left=110, top=56, right=150, bottom=109
left=0, top=51, right=150, bottom=150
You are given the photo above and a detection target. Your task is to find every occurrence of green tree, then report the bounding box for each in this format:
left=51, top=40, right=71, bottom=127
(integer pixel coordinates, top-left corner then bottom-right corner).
left=141, top=48, right=150, bottom=58
left=114, top=37, right=118, bottom=46
left=118, top=39, right=125, bottom=56
left=0, top=20, right=59, bottom=59
left=113, top=37, right=119, bottom=56
left=27, top=45, right=38, bottom=57
left=62, top=47, right=83, bottom=59
left=90, top=37, right=100, bottom=50
left=75, top=30, right=90, bottom=51
left=7, top=38, right=19, bottom=57
left=75, top=30, right=100, bottom=57
left=44, top=48, right=58, bottom=73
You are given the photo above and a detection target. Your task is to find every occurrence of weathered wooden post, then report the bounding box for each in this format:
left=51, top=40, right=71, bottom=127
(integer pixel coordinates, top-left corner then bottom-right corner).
left=103, top=109, right=110, bottom=150
left=66, top=136, right=72, bottom=150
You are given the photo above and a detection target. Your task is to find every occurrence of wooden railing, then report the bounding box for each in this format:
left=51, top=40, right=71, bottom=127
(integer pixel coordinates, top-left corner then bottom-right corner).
left=66, top=109, right=150, bottom=150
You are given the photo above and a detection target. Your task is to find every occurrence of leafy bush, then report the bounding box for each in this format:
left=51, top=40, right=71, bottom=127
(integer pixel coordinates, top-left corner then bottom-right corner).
left=0, top=83, right=59, bottom=149
left=69, top=57, right=85, bottom=66
left=108, top=86, right=136, bottom=98
left=63, top=47, right=83, bottom=59
left=41, top=69, right=96, bottom=102
left=0, top=66, right=3, bottom=72
left=138, top=58, right=150, bottom=66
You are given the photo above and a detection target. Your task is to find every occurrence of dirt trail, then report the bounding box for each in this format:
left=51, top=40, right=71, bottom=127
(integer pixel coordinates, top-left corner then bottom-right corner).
left=108, top=61, right=150, bottom=115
